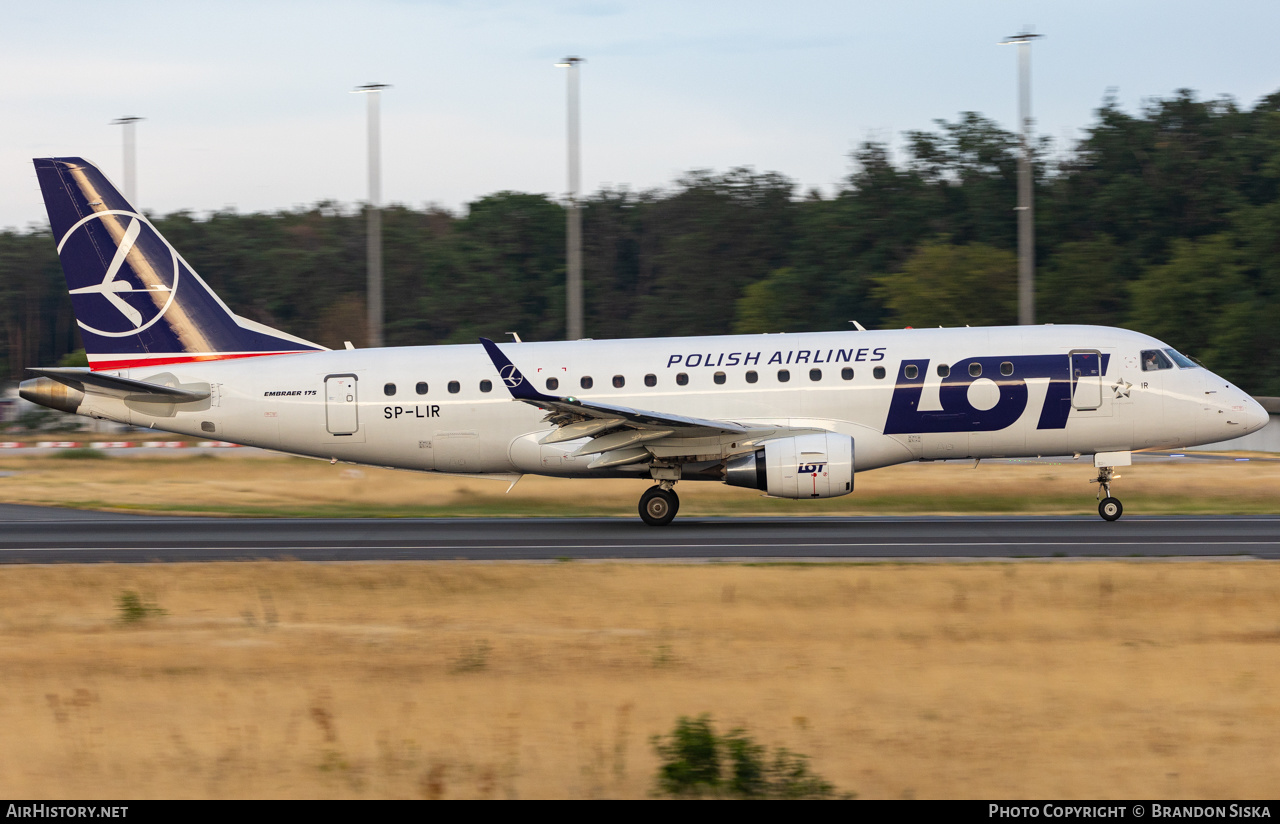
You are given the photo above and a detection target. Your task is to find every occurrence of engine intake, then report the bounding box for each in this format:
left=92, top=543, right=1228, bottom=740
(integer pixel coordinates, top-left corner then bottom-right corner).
left=724, top=433, right=854, bottom=499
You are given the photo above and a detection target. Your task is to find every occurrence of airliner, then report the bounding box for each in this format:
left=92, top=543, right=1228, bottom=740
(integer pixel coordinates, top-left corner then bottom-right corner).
left=18, top=157, right=1269, bottom=524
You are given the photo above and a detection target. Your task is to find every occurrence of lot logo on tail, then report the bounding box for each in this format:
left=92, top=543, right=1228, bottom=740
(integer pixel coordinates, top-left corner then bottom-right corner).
left=58, top=210, right=179, bottom=338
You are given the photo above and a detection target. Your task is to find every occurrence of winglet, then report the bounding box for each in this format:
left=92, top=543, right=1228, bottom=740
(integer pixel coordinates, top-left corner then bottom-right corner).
left=479, top=338, right=559, bottom=403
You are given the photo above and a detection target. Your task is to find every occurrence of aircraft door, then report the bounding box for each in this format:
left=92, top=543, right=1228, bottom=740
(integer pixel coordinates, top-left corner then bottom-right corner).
left=1070, top=351, right=1103, bottom=410
left=325, top=374, right=359, bottom=435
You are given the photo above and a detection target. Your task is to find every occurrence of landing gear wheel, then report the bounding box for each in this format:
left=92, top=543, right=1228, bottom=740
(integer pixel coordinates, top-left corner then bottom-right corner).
left=639, top=486, right=679, bottom=526
left=1099, top=497, right=1123, bottom=522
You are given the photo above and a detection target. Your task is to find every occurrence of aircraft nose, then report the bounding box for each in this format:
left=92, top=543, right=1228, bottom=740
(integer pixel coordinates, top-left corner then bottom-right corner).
left=1247, top=396, right=1271, bottom=434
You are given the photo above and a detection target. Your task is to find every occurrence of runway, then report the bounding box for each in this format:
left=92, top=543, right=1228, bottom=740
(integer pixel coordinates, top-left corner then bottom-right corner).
left=0, top=503, right=1277, bottom=563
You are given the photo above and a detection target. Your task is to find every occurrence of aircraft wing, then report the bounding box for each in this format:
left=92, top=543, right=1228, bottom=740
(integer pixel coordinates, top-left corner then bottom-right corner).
left=480, top=338, right=789, bottom=467
left=480, top=338, right=754, bottom=432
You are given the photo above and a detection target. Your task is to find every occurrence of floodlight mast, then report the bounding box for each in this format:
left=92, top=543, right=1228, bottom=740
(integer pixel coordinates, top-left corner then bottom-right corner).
left=352, top=83, right=390, bottom=348
left=1000, top=30, right=1043, bottom=326
left=110, top=117, right=144, bottom=206
left=556, top=57, right=585, bottom=341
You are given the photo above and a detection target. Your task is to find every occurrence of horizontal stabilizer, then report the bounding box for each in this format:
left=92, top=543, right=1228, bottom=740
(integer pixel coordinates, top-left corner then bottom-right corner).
left=27, top=367, right=210, bottom=402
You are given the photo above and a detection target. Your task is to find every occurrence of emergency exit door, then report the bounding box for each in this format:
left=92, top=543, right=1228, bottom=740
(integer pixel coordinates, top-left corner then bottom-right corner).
left=1070, top=350, right=1103, bottom=410
left=325, top=374, right=359, bottom=435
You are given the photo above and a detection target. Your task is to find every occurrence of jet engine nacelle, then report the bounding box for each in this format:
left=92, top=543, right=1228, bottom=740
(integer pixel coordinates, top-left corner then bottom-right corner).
left=723, top=432, right=854, bottom=499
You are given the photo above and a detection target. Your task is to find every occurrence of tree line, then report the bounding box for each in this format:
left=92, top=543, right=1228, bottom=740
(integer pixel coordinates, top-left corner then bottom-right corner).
left=3, top=87, right=1279, bottom=394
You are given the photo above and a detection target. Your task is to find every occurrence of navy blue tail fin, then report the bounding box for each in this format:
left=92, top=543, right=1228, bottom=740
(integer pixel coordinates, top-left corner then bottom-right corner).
left=33, top=157, right=324, bottom=371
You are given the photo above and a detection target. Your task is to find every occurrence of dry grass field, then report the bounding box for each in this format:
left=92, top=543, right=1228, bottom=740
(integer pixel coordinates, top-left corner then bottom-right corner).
left=0, top=561, right=1278, bottom=799
left=1, top=454, right=1277, bottom=798
left=0, top=452, right=1278, bottom=517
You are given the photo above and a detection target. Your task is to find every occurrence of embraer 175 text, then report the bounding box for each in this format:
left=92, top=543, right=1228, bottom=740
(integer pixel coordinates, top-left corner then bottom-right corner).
left=20, top=158, right=1269, bottom=525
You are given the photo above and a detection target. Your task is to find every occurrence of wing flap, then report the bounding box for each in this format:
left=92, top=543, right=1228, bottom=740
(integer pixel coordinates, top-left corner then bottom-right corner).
left=586, top=447, right=652, bottom=469
left=540, top=417, right=625, bottom=444
left=570, top=428, right=673, bottom=457
left=541, top=397, right=753, bottom=434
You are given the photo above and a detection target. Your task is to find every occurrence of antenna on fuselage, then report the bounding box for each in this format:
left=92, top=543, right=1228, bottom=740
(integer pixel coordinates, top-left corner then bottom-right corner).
left=506, top=332, right=523, bottom=343
left=849, top=320, right=867, bottom=332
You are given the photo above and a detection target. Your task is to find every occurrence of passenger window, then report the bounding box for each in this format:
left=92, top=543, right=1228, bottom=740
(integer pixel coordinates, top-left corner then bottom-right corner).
left=714, top=372, right=726, bottom=385
left=613, top=375, right=625, bottom=388
left=479, top=380, right=492, bottom=393
left=415, top=381, right=428, bottom=395
left=1141, top=350, right=1174, bottom=372
left=745, top=371, right=758, bottom=384
left=937, top=364, right=949, bottom=378
left=547, top=377, right=559, bottom=391
left=644, top=374, right=657, bottom=387
left=448, top=380, right=460, bottom=394
left=969, top=363, right=982, bottom=377
left=873, top=366, right=886, bottom=380
left=841, top=367, right=854, bottom=381
left=676, top=373, right=689, bottom=386
left=809, top=368, right=822, bottom=381
left=384, top=383, right=396, bottom=396
left=778, top=369, right=790, bottom=383
left=580, top=376, right=593, bottom=389
left=904, top=365, right=918, bottom=380
left=1000, top=362, right=1014, bottom=377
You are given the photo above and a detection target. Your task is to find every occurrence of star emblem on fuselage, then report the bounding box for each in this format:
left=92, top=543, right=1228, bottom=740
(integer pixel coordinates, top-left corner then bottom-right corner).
left=1112, top=378, right=1132, bottom=398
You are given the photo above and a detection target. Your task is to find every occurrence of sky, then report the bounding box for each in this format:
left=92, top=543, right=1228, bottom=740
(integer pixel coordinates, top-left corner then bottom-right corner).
left=2, top=0, right=1279, bottom=230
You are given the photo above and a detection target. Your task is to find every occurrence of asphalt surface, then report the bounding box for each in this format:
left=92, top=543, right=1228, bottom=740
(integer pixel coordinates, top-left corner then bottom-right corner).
left=2, top=448, right=1276, bottom=462
left=0, top=503, right=1277, bottom=563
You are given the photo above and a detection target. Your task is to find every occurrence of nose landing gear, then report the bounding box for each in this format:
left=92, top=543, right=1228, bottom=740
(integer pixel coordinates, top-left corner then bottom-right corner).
left=639, top=482, right=679, bottom=526
left=1093, top=465, right=1123, bottom=521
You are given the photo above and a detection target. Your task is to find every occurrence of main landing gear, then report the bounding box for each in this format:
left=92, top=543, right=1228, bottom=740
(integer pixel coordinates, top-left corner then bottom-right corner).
left=639, top=483, right=680, bottom=526
left=1093, top=465, right=1123, bottom=522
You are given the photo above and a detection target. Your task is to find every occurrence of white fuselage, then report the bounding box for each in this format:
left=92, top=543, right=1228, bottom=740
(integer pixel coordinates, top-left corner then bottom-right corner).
left=78, top=325, right=1264, bottom=479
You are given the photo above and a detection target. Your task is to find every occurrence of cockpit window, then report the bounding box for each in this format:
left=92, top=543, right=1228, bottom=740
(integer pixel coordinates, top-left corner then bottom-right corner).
left=1141, top=350, right=1174, bottom=371
left=1164, top=348, right=1198, bottom=369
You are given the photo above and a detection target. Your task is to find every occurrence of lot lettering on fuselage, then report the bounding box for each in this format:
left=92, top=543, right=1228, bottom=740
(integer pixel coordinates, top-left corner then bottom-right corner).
left=883, top=354, right=1111, bottom=434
